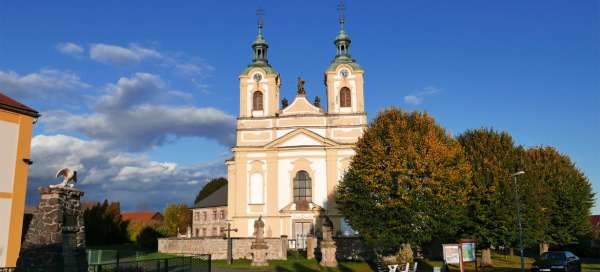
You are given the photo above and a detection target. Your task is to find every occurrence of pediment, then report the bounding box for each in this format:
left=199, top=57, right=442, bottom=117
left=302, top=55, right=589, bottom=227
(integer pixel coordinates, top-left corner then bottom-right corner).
left=265, top=128, right=338, bottom=148
left=281, top=95, right=323, bottom=115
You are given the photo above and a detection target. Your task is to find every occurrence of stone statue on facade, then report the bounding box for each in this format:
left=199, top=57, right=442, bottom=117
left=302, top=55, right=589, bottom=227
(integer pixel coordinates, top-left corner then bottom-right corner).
left=251, top=215, right=269, bottom=266
left=50, top=168, right=77, bottom=188
left=281, top=97, right=289, bottom=108
left=314, top=96, right=321, bottom=107
left=319, top=216, right=338, bottom=267
left=297, top=77, right=306, bottom=95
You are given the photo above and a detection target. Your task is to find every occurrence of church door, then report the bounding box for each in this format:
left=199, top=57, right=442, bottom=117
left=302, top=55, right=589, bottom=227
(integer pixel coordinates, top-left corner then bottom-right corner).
left=293, top=221, right=312, bottom=249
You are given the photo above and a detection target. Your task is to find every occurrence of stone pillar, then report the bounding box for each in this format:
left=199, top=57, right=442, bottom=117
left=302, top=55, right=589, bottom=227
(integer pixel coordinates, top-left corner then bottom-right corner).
left=281, top=235, right=288, bottom=260
left=251, top=216, right=268, bottom=266
left=18, top=187, right=87, bottom=271
left=319, top=216, right=337, bottom=267
left=306, top=234, right=315, bottom=260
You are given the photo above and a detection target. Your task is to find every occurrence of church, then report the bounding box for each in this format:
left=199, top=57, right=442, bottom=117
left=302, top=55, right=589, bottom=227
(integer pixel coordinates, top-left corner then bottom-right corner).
left=226, top=8, right=367, bottom=249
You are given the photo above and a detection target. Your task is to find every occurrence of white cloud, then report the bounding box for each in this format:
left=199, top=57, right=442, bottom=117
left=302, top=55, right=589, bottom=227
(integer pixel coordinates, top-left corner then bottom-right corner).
left=42, top=73, right=236, bottom=151
left=0, top=68, right=90, bottom=100
left=89, top=43, right=161, bottom=66
left=28, top=134, right=226, bottom=210
left=403, top=86, right=441, bottom=105
left=57, top=42, right=84, bottom=57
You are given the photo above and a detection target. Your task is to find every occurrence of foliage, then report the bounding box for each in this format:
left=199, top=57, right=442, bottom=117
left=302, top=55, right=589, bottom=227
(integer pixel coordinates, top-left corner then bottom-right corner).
left=83, top=200, right=129, bottom=246
left=523, top=146, right=594, bottom=246
left=336, top=108, right=471, bottom=250
left=194, top=177, right=227, bottom=204
left=162, top=203, right=192, bottom=236
left=136, top=226, right=164, bottom=249
left=457, top=128, right=522, bottom=249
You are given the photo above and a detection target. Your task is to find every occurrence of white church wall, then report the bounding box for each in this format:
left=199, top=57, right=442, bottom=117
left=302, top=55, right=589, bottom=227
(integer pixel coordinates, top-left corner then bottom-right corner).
left=277, top=159, right=293, bottom=210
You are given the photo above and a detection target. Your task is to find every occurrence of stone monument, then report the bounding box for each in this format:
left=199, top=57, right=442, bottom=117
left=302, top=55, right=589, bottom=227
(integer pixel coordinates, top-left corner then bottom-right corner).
left=319, top=216, right=338, bottom=267
left=18, top=169, right=87, bottom=271
left=250, top=215, right=269, bottom=266
left=306, top=234, right=315, bottom=259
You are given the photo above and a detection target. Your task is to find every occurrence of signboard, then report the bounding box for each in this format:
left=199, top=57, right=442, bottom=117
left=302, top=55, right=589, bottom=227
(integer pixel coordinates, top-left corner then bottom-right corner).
left=442, top=244, right=461, bottom=264
left=461, top=242, right=476, bottom=262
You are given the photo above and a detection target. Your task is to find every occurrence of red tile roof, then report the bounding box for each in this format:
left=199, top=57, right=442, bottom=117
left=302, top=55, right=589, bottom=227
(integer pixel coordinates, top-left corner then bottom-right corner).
left=591, top=215, right=600, bottom=228
left=121, top=211, right=163, bottom=222
left=0, top=91, right=40, bottom=117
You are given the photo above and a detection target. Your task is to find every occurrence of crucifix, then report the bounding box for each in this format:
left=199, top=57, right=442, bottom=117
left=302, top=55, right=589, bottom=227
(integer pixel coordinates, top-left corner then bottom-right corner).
left=337, top=0, right=345, bottom=30
left=224, top=220, right=238, bottom=265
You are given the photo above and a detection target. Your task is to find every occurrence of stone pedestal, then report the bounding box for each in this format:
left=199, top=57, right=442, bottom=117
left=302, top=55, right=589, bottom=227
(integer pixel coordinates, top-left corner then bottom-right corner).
left=319, top=240, right=338, bottom=267
left=18, top=186, right=87, bottom=271
left=251, top=242, right=269, bottom=266
left=306, top=235, right=315, bottom=259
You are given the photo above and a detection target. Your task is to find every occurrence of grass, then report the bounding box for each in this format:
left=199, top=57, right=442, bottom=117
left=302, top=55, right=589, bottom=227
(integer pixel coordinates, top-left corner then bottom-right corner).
left=583, top=258, right=600, bottom=272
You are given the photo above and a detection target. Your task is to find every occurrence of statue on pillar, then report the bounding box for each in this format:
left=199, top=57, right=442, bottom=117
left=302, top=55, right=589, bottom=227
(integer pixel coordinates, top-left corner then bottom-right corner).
left=319, top=216, right=338, bottom=267
left=251, top=215, right=269, bottom=266
left=297, top=77, right=306, bottom=95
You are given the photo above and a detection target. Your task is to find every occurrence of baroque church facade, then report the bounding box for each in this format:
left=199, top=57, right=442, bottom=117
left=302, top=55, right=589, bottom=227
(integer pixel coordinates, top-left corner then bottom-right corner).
left=227, top=11, right=366, bottom=247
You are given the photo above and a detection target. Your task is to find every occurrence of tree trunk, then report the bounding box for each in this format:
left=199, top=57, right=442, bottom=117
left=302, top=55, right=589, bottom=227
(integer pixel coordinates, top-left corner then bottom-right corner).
left=481, top=248, right=493, bottom=267
left=509, top=248, right=514, bottom=256
left=539, top=243, right=549, bottom=254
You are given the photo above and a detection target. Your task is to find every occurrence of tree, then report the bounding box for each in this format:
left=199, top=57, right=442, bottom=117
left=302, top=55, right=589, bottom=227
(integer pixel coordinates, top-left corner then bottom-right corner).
left=457, top=128, right=524, bottom=265
left=162, top=203, right=192, bottom=236
left=83, top=200, right=129, bottom=246
left=194, top=177, right=227, bottom=204
left=523, top=147, right=594, bottom=247
left=336, top=108, right=471, bottom=253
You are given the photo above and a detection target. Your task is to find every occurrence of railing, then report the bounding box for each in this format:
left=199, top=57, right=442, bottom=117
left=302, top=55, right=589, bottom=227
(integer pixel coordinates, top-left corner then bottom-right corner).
left=3, top=254, right=211, bottom=272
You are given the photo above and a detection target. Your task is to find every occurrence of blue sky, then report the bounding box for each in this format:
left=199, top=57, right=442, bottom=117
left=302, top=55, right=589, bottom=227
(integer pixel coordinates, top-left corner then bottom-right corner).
left=1, top=1, right=598, bottom=212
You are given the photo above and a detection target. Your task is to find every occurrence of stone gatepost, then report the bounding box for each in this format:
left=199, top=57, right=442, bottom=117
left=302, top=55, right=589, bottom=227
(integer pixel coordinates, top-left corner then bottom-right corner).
left=251, top=216, right=268, bottom=266
left=18, top=186, right=87, bottom=271
left=319, top=216, right=337, bottom=267
left=281, top=235, right=288, bottom=259
left=306, top=234, right=315, bottom=259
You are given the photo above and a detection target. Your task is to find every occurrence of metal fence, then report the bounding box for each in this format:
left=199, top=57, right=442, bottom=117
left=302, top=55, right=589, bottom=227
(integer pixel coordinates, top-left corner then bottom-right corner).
left=2, top=254, right=211, bottom=272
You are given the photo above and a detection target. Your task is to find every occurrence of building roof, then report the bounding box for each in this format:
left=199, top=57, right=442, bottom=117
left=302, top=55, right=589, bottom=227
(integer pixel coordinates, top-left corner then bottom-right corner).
left=121, top=211, right=163, bottom=222
left=591, top=215, right=600, bottom=227
left=0, top=91, right=40, bottom=117
left=194, top=184, right=227, bottom=208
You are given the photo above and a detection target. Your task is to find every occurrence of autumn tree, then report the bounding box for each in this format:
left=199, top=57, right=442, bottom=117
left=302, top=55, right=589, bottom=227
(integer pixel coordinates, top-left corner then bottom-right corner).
left=162, top=203, right=192, bottom=236
left=523, top=147, right=594, bottom=249
left=457, top=128, right=524, bottom=265
left=336, top=108, right=471, bottom=254
left=194, top=177, right=227, bottom=204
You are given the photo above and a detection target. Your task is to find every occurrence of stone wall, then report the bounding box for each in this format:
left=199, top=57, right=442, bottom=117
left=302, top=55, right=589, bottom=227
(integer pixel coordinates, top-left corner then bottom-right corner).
left=159, top=236, right=288, bottom=260
left=18, top=187, right=87, bottom=271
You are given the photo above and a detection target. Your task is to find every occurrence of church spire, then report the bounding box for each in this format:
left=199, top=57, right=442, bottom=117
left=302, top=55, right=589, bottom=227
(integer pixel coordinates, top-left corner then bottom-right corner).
left=333, top=0, right=354, bottom=63
left=251, top=8, right=269, bottom=65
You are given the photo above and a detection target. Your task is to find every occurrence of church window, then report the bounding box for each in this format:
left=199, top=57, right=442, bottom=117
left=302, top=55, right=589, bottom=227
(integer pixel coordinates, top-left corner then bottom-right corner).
left=340, top=87, right=351, bottom=108
left=253, top=91, right=263, bottom=111
left=293, top=171, right=312, bottom=203
left=249, top=173, right=264, bottom=204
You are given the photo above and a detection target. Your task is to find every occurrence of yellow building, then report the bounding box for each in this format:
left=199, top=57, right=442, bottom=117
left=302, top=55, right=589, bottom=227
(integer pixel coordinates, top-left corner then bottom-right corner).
left=227, top=12, right=365, bottom=247
left=0, top=92, right=39, bottom=267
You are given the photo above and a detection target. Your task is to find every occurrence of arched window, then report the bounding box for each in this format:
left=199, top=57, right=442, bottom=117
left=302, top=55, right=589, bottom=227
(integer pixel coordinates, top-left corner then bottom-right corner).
left=253, top=91, right=263, bottom=111
left=293, top=170, right=312, bottom=203
left=340, top=87, right=351, bottom=108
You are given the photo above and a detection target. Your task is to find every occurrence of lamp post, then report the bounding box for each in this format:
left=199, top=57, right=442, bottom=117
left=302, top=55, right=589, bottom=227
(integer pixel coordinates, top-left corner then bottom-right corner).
left=512, top=170, right=526, bottom=272
left=224, top=220, right=238, bottom=265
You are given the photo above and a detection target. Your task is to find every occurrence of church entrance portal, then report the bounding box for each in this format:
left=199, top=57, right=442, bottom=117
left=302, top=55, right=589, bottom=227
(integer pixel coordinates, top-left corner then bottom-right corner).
left=293, top=221, right=313, bottom=249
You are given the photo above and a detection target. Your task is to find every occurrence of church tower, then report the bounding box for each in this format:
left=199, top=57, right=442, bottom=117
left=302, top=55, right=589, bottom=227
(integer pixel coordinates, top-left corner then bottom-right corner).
left=238, top=10, right=281, bottom=118
left=324, top=2, right=365, bottom=114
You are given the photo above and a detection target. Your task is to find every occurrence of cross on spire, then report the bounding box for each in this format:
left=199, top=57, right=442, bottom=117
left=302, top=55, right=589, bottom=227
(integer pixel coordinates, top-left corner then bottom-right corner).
left=337, top=0, right=345, bottom=30
left=256, top=7, right=265, bottom=34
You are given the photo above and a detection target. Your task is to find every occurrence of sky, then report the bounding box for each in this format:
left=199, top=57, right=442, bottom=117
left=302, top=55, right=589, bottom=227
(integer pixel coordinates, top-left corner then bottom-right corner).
left=0, top=1, right=598, bottom=212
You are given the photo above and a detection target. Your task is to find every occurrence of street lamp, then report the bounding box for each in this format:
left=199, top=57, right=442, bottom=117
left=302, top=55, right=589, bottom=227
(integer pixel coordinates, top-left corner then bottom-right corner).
left=512, top=170, right=526, bottom=272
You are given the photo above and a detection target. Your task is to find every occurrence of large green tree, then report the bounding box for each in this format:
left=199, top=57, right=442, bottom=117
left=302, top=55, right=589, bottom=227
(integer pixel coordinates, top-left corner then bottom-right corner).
left=83, top=200, right=129, bottom=245
left=336, top=108, right=471, bottom=251
left=194, top=177, right=227, bottom=204
left=457, top=128, right=523, bottom=264
left=523, top=147, right=594, bottom=247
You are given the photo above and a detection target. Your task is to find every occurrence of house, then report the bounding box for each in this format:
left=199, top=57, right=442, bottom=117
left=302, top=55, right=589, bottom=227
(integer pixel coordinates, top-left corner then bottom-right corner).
left=121, top=211, right=164, bottom=226
left=191, top=184, right=228, bottom=237
left=0, top=92, right=39, bottom=267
